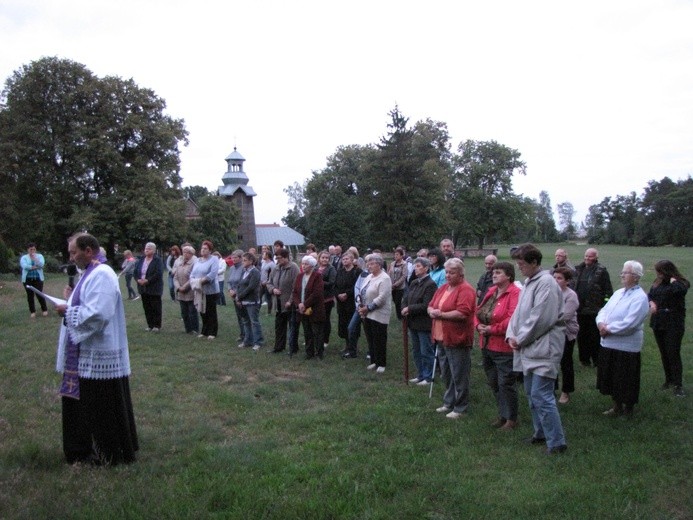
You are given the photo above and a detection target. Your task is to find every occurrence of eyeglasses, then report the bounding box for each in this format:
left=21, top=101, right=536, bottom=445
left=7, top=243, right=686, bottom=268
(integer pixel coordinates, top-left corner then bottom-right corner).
left=620, top=271, right=636, bottom=276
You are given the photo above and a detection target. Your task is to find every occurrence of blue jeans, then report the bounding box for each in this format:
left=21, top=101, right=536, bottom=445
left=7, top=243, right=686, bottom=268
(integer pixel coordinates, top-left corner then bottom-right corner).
left=346, top=310, right=362, bottom=355
left=523, top=372, right=566, bottom=449
left=410, top=329, right=434, bottom=382
left=241, top=303, right=264, bottom=347
left=218, top=281, right=226, bottom=305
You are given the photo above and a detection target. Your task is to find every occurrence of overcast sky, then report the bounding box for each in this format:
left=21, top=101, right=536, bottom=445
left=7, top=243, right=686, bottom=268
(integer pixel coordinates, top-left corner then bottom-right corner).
left=2, top=1, right=692, bottom=229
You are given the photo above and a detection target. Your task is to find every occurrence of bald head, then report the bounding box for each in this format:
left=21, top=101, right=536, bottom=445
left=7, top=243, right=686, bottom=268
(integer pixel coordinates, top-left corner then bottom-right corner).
left=584, top=248, right=598, bottom=266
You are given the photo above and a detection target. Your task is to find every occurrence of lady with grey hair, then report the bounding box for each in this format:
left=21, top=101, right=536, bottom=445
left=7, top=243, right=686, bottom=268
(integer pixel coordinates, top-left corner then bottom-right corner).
left=428, top=258, right=476, bottom=418
left=134, top=242, right=164, bottom=332
left=173, top=245, right=199, bottom=334
left=402, top=257, right=438, bottom=384
left=358, top=254, right=392, bottom=373
left=596, top=260, right=650, bottom=417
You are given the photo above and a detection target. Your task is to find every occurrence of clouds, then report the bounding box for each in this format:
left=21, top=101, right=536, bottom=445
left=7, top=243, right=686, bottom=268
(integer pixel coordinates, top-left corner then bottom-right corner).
left=2, top=0, right=691, bottom=226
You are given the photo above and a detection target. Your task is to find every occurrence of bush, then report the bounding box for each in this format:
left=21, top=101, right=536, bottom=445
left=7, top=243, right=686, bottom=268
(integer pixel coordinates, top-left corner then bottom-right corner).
left=0, top=239, right=15, bottom=273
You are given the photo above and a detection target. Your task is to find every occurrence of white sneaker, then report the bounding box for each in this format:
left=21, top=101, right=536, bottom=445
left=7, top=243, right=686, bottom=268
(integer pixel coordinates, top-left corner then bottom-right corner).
left=446, top=411, right=464, bottom=419
left=376, top=366, right=385, bottom=374
left=151, top=327, right=160, bottom=333
left=237, top=343, right=246, bottom=348
left=417, top=379, right=430, bottom=386
left=436, top=406, right=452, bottom=413
left=366, top=363, right=377, bottom=370
left=252, top=344, right=262, bottom=351
left=198, top=334, right=205, bottom=338
left=145, top=327, right=151, bottom=332
left=409, top=377, right=421, bottom=383
left=207, top=336, right=216, bottom=340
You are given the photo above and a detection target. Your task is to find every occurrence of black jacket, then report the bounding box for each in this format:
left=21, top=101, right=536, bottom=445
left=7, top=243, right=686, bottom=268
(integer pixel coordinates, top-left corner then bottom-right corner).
left=574, top=261, right=613, bottom=314
left=402, top=274, right=437, bottom=331
left=134, top=255, right=164, bottom=296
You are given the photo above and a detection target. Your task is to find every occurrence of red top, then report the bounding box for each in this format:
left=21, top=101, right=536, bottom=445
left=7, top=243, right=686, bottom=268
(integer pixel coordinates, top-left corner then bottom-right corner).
left=428, top=281, right=476, bottom=347
left=474, top=284, right=521, bottom=353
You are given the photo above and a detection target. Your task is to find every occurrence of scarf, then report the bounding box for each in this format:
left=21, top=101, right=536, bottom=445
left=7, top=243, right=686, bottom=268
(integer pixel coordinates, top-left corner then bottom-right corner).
left=60, top=261, right=98, bottom=400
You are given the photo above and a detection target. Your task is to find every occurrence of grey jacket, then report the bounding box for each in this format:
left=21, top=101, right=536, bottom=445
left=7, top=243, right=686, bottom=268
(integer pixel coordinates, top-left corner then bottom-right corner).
left=506, top=269, right=565, bottom=378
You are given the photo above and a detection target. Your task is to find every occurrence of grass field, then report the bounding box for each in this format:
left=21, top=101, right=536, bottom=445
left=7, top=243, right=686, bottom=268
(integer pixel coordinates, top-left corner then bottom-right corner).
left=0, top=244, right=691, bottom=519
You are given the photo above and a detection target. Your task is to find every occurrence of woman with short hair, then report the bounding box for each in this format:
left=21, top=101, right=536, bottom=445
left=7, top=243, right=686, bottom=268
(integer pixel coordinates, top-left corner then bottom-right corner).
left=20, top=242, right=48, bottom=318
left=173, top=245, right=199, bottom=334
left=553, top=267, right=579, bottom=404
left=476, top=261, right=521, bottom=428
left=388, top=247, right=408, bottom=320
left=402, top=257, right=437, bottom=384
left=428, top=258, right=476, bottom=419
left=358, top=254, right=392, bottom=373
left=317, top=250, right=337, bottom=348
left=596, top=260, right=650, bottom=416
left=190, top=240, right=220, bottom=340
left=291, top=255, right=326, bottom=359
left=335, top=251, right=362, bottom=357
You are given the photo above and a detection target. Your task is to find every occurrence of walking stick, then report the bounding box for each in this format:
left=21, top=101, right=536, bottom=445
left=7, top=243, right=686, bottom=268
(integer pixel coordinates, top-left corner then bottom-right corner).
left=402, top=317, right=409, bottom=384
left=429, top=344, right=438, bottom=399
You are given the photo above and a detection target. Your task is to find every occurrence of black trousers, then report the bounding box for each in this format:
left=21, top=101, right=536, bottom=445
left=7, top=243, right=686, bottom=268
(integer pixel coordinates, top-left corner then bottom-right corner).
left=300, top=316, right=324, bottom=357
left=577, top=313, right=600, bottom=366
left=141, top=294, right=162, bottom=329
left=200, top=294, right=218, bottom=336
left=653, top=327, right=684, bottom=387
left=62, top=377, right=138, bottom=465
left=24, top=278, right=48, bottom=313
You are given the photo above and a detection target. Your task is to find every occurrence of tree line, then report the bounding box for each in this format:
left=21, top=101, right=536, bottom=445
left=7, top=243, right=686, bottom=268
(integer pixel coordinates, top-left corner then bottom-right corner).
left=0, top=57, right=240, bottom=265
left=283, top=107, right=691, bottom=250
left=282, top=106, right=565, bottom=251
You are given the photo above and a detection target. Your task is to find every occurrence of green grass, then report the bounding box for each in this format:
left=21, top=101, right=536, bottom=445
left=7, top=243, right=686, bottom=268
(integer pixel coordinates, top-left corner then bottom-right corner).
left=0, top=244, right=691, bottom=519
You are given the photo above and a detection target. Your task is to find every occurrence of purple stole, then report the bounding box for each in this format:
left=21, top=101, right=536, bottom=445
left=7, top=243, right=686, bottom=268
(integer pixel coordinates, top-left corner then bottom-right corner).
left=60, top=262, right=99, bottom=400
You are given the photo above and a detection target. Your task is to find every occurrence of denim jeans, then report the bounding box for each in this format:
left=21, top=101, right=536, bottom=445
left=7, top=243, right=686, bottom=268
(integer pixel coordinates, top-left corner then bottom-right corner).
left=241, top=303, right=264, bottom=347
left=410, top=329, right=434, bottom=382
left=523, top=371, right=566, bottom=449
left=346, top=310, right=362, bottom=355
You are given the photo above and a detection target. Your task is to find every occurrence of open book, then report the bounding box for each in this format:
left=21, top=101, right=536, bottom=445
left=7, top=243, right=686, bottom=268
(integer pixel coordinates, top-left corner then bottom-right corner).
left=25, top=285, right=67, bottom=307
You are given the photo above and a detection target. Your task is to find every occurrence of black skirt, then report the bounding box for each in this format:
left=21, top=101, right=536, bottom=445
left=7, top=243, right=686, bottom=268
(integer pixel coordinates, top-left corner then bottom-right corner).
left=597, top=346, right=641, bottom=406
left=62, top=376, right=138, bottom=465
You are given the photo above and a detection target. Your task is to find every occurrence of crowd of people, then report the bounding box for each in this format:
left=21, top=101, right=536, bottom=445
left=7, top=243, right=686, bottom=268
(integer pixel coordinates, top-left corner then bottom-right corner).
left=21, top=236, right=688, bottom=463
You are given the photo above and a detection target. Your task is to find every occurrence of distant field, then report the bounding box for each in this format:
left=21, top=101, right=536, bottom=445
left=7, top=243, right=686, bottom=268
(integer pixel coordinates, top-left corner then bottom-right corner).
left=0, top=243, right=690, bottom=519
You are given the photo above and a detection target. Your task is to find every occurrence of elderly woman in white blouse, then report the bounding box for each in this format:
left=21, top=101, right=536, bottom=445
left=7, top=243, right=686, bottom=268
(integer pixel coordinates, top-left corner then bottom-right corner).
left=358, top=254, right=392, bottom=373
left=596, top=260, right=650, bottom=417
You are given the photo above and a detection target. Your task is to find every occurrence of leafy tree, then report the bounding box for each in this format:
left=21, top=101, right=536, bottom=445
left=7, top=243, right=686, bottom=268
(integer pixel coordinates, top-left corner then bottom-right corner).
left=639, top=176, right=693, bottom=246
left=556, top=201, right=577, bottom=240
left=535, top=191, right=559, bottom=242
left=364, top=107, right=451, bottom=249
left=303, top=145, right=374, bottom=249
left=183, top=185, right=213, bottom=203
left=0, top=57, right=188, bottom=259
left=282, top=181, right=309, bottom=236
left=189, top=196, right=241, bottom=254
left=449, top=140, right=527, bottom=249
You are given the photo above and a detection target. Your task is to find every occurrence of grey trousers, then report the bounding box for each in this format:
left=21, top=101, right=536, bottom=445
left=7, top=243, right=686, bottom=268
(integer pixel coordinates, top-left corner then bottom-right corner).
left=437, top=343, right=472, bottom=413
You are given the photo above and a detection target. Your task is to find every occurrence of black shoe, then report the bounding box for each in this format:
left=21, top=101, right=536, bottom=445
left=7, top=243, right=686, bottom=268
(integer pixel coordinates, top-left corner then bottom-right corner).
left=304, top=354, right=315, bottom=360
left=661, top=382, right=671, bottom=390
left=674, top=386, right=685, bottom=397
left=270, top=349, right=285, bottom=354
left=546, top=445, right=568, bottom=455
left=342, top=352, right=358, bottom=359
left=524, top=436, right=546, bottom=445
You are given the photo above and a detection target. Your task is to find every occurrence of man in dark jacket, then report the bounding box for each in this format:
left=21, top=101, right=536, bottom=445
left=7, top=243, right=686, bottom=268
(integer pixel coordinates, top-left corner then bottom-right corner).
left=135, top=242, right=164, bottom=331
left=574, top=248, right=613, bottom=367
